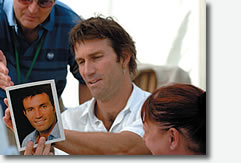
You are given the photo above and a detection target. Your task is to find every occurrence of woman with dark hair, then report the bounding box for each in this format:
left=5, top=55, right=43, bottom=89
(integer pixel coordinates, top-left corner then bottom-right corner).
left=141, top=83, right=206, bottom=155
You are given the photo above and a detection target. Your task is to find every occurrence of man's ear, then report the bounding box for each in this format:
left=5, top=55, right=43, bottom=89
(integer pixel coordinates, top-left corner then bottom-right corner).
left=121, top=50, right=131, bottom=69
left=23, top=110, right=26, bottom=117
left=168, top=128, right=180, bottom=151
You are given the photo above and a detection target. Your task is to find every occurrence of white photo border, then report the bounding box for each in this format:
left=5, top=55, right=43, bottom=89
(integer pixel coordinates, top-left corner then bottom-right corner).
left=5, top=79, right=65, bottom=151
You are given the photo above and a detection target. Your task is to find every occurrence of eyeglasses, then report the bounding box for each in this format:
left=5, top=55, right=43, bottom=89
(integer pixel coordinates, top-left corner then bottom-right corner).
left=18, top=0, right=54, bottom=8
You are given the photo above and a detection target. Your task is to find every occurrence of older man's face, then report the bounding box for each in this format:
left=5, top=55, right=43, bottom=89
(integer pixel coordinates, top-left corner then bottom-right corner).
left=13, top=0, right=55, bottom=30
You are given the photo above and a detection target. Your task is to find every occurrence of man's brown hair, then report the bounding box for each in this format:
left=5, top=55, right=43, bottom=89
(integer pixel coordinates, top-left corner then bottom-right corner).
left=69, top=16, right=137, bottom=77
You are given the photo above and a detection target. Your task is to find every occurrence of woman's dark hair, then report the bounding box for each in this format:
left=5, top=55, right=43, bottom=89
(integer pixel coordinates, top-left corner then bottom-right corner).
left=69, top=16, right=137, bottom=77
left=141, top=83, right=206, bottom=154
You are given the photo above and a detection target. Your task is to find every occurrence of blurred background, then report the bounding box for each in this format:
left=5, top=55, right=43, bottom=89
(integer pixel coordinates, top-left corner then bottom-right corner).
left=60, top=0, right=206, bottom=108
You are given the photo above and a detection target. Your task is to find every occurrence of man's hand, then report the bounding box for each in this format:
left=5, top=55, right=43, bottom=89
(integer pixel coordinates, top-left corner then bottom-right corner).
left=0, top=50, right=14, bottom=90
left=24, top=137, right=53, bottom=155
left=2, top=98, right=14, bottom=132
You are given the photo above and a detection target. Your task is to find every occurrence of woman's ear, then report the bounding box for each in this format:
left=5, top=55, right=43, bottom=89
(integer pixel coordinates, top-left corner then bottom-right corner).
left=168, top=128, right=180, bottom=151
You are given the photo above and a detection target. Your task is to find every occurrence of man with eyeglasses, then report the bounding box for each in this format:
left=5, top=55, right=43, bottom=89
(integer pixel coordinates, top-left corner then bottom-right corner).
left=0, top=0, right=91, bottom=152
left=0, top=1, right=91, bottom=114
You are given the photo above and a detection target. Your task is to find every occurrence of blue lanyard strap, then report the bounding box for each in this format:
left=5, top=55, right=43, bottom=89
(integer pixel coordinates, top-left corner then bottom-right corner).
left=12, top=29, right=47, bottom=84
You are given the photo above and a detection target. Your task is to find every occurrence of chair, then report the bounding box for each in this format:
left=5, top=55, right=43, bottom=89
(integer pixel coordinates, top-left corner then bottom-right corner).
left=133, top=63, right=191, bottom=92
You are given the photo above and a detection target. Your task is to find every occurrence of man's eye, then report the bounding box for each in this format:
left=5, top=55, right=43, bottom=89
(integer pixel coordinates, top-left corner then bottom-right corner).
left=92, top=56, right=103, bottom=62
left=42, top=105, right=47, bottom=109
left=78, top=60, right=85, bottom=65
left=27, top=108, right=33, bottom=112
left=94, top=56, right=102, bottom=59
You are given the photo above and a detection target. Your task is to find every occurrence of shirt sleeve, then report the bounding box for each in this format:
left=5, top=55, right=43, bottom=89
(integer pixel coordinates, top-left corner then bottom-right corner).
left=119, top=107, right=145, bottom=137
left=120, top=118, right=145, bottom=137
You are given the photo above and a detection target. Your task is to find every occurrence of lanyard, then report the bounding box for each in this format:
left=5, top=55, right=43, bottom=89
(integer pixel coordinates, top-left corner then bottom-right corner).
left=12, top=30, right=46, bottom=84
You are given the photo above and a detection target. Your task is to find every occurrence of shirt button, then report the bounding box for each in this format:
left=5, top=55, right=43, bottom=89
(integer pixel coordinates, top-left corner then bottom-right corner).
left=47, top=52, right=55, bottom=60
left=95, top=121, right=100, bottom=125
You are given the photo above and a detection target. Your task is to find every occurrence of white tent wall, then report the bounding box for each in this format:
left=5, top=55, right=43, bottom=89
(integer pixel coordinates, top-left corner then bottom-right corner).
left=59, top=0, right=206, bottom=108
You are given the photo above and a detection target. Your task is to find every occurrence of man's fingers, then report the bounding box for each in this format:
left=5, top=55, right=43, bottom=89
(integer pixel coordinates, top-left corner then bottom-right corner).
left=24, top=138, right=52, bottom=155
left=0, top=66, right=14, bottom=90
left=33, top=137, right=53, bottom=155
left=0, top=75, right=11, bottom=87
left=0, top=51, right=14, bottom=90
left=24, top=141, right=34, bottom=155
left=3, top=108, right=10, bottom=122
left=0, top=69, right=11, bottom=89
left=0, top=52, right=8, bottom=76
left=0, top=50, right=7, bottom=66
left=0, top=73, right=12, bottom=83
left=0, top=81, right=12, bottom=90
left=2, top=102, right=14, bottom=132
left=0, top=62, right=8, bottom=75
left=3, top=98, right=8, bottom=107
left=34, top=137, right=46, bottom=155
left=43, top=143, right=52, bottom=155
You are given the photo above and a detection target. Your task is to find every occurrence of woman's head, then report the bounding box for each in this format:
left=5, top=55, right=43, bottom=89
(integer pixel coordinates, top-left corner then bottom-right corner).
left=141, top=83, right=206, bottom=155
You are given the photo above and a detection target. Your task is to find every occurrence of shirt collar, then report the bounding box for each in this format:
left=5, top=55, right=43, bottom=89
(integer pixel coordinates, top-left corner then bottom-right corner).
left=83, top=83, right=141, bottom=120
left=77, top=98, right=97, bottom=123
left=124, top=83, right=137, bottom=112
left=123, top=83, right=144, bottom=113
left=41, top=6, right=55, bottom=31
left=31, top=130, right=39, bottom=143
left=34, top=122, right=60, bottom=140
left=49, top=122, right=60, bottom=139
left=3, top=0, right=16, bottom=27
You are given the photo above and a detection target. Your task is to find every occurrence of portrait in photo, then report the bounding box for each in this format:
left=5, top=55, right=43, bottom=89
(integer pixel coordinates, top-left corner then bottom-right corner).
left=5, top=80, right=65, bottom=151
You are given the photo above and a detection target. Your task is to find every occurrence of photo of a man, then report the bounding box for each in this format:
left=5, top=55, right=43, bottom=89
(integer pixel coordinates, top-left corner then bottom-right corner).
left=5, top=80, right=65, bottom=151
left=20, top=84, right=59, bottom=147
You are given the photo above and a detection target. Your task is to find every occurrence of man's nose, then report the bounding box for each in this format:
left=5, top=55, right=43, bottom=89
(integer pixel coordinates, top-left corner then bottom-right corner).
left=28, top=0, right=39, bottom=14
left=35, top=108, right=42, bottom=118
left=83, top=61, right=96, bottom=77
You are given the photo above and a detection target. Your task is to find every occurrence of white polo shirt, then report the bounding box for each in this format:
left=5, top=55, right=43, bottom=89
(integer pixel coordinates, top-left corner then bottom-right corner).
left=55, top=83, right=150, bottom=155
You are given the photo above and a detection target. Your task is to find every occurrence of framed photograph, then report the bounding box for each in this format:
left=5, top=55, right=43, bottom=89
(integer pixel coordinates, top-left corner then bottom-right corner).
left=6, top=80, right=65, bottom=151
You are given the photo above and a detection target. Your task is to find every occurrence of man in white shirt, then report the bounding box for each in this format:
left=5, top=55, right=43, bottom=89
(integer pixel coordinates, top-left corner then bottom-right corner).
left=4, top=16, right=151, bottom=155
